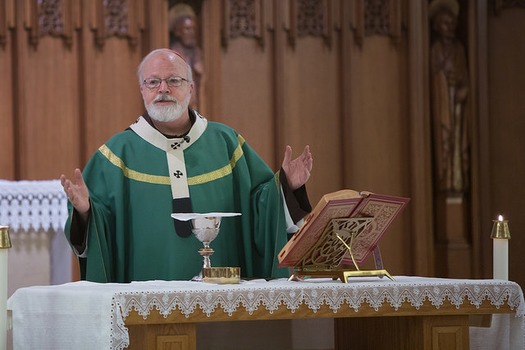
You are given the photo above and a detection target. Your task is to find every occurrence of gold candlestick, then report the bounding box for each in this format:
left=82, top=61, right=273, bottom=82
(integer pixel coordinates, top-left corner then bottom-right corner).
left=491, top=215, right=511, bottom=280
left=0, top=227, right=11, bottom=249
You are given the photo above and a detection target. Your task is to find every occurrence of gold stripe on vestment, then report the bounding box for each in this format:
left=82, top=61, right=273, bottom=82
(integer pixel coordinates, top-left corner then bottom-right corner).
left=98, top=135, right=246, bottom=186
left=98, top=144, right=170, bottom=185
left=187, top=135, right=245, bottom=185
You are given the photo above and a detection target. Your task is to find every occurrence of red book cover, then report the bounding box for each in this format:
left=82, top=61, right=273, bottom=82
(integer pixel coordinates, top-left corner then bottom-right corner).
left=278, top=189, right=410, bottom=268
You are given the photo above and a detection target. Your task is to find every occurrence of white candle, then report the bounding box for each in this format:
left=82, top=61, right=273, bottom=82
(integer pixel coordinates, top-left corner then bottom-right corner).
left=492, top=215, right=510, bottom=280
left=0, top=226, right=9, bottom=350
left=493, top=238, right=509, bottom=280
left=0, top=248, right=6, bottom=350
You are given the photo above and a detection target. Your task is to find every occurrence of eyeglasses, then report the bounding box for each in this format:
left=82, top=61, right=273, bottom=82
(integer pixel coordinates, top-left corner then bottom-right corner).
left=142, top=76, right=190, bottom=89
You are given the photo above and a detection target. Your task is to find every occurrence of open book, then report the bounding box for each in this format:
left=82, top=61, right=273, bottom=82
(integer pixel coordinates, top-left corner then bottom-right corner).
left=278, top=189, right=410, bottom=269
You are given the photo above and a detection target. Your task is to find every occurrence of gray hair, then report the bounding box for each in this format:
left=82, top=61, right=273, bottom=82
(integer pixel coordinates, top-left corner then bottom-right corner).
left=137, top=48, right=193, bottom=84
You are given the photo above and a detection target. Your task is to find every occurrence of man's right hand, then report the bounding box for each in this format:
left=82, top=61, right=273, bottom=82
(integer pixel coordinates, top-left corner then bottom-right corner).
left=60, top=168, right=90, bottom=221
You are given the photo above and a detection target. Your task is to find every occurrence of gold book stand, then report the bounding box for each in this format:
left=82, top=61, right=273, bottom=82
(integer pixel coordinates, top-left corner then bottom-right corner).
left=289, top=217, right=394, bottom=283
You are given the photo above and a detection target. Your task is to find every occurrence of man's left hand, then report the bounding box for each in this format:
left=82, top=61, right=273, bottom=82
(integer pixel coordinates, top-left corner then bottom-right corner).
left=282, top=145, right=313, bottom=191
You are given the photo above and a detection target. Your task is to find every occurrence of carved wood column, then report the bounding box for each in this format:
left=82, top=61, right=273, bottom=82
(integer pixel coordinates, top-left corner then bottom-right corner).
left=0, top=0, right=16, bottom=179
left=407, top=0, right=435, bottom=276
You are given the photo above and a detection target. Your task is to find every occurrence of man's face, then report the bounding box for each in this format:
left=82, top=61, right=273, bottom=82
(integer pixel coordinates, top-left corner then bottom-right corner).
left=140, top=53, right=193, bottom=122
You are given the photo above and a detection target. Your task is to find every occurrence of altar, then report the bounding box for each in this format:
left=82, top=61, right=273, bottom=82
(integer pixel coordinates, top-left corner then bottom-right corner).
left=7, top=276, right=525, bottom=350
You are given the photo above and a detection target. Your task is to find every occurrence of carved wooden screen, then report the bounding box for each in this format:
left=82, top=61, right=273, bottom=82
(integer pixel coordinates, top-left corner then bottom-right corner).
left=0, top=0, right=168, bottom=180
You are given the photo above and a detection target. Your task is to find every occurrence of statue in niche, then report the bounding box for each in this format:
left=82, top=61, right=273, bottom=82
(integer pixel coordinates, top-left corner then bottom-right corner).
left=429, top=0, right=470, bottom=198
left=169, top=3, right=204, bottom=110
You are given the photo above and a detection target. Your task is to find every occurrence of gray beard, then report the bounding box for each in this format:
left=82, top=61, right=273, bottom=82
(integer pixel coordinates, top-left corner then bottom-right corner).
left=146, top=94, right=191, bottom=123
left=147, top=103, right=184, bottom=122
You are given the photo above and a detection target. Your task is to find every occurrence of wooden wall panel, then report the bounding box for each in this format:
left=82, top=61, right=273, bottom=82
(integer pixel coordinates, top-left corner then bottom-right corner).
left=406, top=0, right=434, bottom=276
left=1, top=0, right=168, bottom=179
left=214, top=0, right=413, bottom=275
left=216, top=1, right=346, bottom=204
left=348, top=37, right=408, bottom=195
left=0, top=6, right=14, bottom=179
left=200, top=0, right=222, bottom=119
left=487, top=8, right=525, bottom=289
left=80, top=39, right=145, bottom=160
left=14, top=35, right=81, bottom=180
left=345, top=36, right=411, bottom=275
left=79, top=0, right=162, bottom=165
left=280, top=36, right=343, bottom=204
left=219, top=37, right=275, bottom=167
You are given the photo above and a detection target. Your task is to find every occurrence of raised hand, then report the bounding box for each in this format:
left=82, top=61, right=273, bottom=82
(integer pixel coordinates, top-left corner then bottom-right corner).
left=281, top=145, right=313, bottom=191
left=60, top=168, right=90, bottom=220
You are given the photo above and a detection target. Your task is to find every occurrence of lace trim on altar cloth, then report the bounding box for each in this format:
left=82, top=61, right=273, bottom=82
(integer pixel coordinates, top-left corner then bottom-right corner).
left=0, top=180, right=68, bottom=232
left=107, top=278, right=525, bottom=350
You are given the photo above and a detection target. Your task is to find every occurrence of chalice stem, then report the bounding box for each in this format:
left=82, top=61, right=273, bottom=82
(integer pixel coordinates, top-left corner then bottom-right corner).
left=203, top=256, right=211, bottom=269
left=199, top=245, right=214, bottom=269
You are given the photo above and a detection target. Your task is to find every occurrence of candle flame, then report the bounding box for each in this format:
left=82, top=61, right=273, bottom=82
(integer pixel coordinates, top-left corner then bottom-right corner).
left=498, top=215, right=504, bottom=221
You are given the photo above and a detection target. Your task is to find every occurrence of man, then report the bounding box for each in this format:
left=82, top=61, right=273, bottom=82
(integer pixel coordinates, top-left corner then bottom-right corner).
left=60, top=48, right=313, bottom=283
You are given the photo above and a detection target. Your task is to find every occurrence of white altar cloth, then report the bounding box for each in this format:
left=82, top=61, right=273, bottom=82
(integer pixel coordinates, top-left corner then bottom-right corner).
left=0, top=179, right=72, bottom=289
left=7, top=276, right=525, bottom=350
left=0, top=179, right=68, bottom=232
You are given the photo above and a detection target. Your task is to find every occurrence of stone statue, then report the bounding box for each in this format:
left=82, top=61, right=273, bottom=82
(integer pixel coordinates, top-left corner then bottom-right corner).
left=169, top=3, right=204, bottom=110
left=429, top=0, right=470, bottom=197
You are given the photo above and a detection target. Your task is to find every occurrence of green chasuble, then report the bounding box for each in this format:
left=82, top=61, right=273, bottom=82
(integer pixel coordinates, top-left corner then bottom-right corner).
left=65, top=112, right=291, bottom=282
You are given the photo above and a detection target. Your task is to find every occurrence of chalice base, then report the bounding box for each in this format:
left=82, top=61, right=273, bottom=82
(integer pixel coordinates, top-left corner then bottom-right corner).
left=202, top=267, right=241, bottom=284
left=191, top=247, right=215, bottom=281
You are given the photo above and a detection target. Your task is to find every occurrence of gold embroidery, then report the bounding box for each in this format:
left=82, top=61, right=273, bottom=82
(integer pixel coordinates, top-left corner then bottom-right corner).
left=98, top=145, right=170, bottom=185
left=98, top=135, right=246, bottom=186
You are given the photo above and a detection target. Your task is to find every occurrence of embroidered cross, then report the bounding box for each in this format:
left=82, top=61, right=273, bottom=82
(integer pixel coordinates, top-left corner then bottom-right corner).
left=170, top=136, right=191, bottom=150
left=173, top=170, right=184, bottom=178
left=171, top=141, right=183, bottom=150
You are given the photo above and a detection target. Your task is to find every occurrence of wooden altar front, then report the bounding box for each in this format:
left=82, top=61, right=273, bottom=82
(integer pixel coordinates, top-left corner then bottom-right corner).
left=7, top=277, right=524, bottom=350
left=125, top=294, right=514, bottom=350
